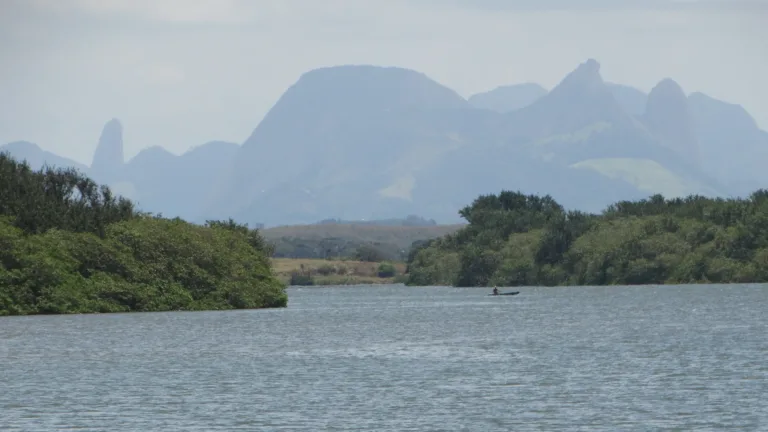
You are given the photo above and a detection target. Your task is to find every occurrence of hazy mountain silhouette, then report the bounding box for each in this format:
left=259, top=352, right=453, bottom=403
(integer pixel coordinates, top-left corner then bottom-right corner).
left=470, top=59, right=724, bottom=204
left=688, top=92, right=768, bottom=194
left=89, top=118, right=125, bottom=185
left=499, top=59, right=639, bottom=140
left=471, top=81, right=648, bottom=118
left=641, top=79, right=700, bottom=163
left=1, top=119, right=239, bottom=221
left=205, top=65, right=477, bottom=226
left=0, top=141, right=87, bottom=172
left=3, top=59, right=765, bottom=226
left=606, top=83, right=647, bottom=116
left=121, top=141, right=239, bottom=219
left=468, top=83, right=547, bottom=113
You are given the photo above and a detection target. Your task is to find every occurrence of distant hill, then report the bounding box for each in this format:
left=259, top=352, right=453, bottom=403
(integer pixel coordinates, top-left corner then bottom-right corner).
left=1, top=119, right=240, bottom=222
left=0, top=141, right=87, bottom=172
left=262, top=223, right=463, bottom=260
left=316, top=215, right=437, bottom=227
left=204, top=64, right=475, bottom=227
left=121, top=141, right=239, bottom=219
left=206, top=58, right=731, bottom=226
left=4, top=58, right=767, bottom=228
left=468, top=83, right=547, bottom=113
left=441, top=60, right=724, bottom=208
left=468, top=81, right=648, bottom=117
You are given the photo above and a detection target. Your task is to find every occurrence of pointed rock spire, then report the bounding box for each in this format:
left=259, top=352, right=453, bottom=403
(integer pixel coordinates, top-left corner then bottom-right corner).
left=90, top=118, right=125, bottom=183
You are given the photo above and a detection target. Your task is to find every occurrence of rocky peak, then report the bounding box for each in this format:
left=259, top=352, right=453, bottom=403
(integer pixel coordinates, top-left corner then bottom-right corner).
left=506, top=58, right=633, bottom=137
left=555, top=58, right=604, bottom=94
left=647, top=79, right=687, bottom=110
left=90, top=118, right=125, bottom=183
left=543, top=58, right=617, bottom=105
left=642, top=79, right=699, bottom=163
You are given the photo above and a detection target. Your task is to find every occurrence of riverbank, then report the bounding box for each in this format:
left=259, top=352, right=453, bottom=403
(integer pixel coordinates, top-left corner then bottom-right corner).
left=0, top=153, right=287, bottom=315
left=407, top=190, right=768, bottom=287
left=271, top=258, right=407, bottom=285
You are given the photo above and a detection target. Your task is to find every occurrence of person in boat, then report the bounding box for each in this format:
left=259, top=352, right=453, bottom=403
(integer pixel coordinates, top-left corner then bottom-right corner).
left=492, top=286, right=499, bottom=295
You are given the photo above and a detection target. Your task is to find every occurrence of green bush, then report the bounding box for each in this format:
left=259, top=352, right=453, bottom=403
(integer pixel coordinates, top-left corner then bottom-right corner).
left=377, top=262, right=397, bottom=278
left=406, top=189, right=768, bottom=287
left=289, top=272, right=315, bottom=286
left=0, top=153, right=287, bottom=315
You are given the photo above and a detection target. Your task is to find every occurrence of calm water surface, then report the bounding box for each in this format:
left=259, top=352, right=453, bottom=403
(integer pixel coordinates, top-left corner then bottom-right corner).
left=2, top=284, right=767, bottom=431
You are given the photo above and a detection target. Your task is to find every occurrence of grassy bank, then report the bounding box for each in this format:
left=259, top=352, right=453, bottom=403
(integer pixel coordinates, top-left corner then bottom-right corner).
left=271, top=258, right=407, bottom=285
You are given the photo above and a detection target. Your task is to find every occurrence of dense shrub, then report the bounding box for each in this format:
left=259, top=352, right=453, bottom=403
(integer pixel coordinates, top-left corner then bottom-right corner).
left=289, top=273, right=315, bottom=286
left=377, top=262, right=397, bottom=278
left=0, top=153, right=286, bottom=315
left=406, top=190, right=768, bottom=287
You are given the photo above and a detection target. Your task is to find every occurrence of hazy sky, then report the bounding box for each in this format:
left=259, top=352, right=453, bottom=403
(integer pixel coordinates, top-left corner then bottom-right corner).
left=1, top=0, right=766, bottom=165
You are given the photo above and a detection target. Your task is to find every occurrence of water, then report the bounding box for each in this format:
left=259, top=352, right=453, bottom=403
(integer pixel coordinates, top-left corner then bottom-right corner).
left=1, top=284, right=767, bottom=431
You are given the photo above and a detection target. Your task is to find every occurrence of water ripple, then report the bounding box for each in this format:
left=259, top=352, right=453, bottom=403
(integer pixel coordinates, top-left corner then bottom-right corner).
left=1, top=284, right=767, bottom=431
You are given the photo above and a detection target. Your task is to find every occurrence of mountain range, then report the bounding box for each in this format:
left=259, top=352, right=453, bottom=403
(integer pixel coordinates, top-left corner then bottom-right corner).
left=3, top=58, right=767, bottom=227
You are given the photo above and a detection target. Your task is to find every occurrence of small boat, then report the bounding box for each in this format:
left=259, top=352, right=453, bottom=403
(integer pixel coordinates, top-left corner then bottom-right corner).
left=489, top=291, right=520, bottom=296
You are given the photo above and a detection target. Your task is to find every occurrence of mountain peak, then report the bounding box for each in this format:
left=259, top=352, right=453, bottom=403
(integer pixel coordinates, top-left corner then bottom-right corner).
left=642, top=78, right=699, bottom=162
left=650, top=78, right=685, bottom=99
left=1, top=140, right=88, bottom=172
left=99, top=118, right=123, bottom=143
left=645, top=78, right=689, bottom=118
left=558, top=58, right=603, bottom=91
left=90, top=118, right=125, bottom=183
left=274, top=64, right=468, bottom=115
left=542, top=58, right=612, bottom=105
left=2, top=140, right=42, bottom=153
left=579, top=58, right=601, bottom=74
left=239, top=64, right=469, bottom=153
left=504, top=58, right=633, bottom=137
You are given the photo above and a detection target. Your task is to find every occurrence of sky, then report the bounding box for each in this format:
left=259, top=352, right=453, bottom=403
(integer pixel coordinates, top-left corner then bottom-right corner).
left=1, top=0, right=766, bottom=165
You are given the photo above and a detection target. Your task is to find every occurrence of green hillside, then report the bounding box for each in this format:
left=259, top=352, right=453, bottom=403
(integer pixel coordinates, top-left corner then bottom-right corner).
left=571, top=158, right=721, bottom=198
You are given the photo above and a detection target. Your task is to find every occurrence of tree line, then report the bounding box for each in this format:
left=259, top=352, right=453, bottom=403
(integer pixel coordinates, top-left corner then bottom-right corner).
left=406, top=189, right=768, bottom=287
left=0, top=152, right=286, bottom=315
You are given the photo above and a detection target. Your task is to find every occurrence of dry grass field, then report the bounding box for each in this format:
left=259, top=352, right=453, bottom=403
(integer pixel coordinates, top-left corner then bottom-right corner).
left=271, top=258, right=408, bottom=285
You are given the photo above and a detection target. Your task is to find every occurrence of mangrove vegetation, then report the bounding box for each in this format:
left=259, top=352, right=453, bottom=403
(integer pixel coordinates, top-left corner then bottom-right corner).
left=0, top=152, right=287, bottom=315
left=406, top=190, right=768, bottom=287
